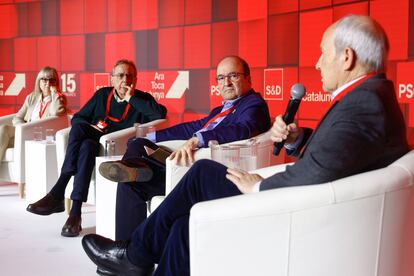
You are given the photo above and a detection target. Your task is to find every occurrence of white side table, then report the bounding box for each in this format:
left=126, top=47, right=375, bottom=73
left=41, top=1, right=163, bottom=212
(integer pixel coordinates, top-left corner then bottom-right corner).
left=95, top=155, right=122, bottom=240
left=25, top=140, right=58, bottom=203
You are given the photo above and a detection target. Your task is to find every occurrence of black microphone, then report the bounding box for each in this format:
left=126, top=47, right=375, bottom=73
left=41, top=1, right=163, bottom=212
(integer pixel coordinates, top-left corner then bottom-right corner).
left=273, top=83, right=306, bottom=156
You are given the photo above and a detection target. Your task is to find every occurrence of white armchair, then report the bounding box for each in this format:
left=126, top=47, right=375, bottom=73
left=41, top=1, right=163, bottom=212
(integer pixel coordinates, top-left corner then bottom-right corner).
left=189, top=150, right=414, bottom=276
left=150, top=130, right=285, bottom=211
left=95, top=131, right=285, bottom=239
left=56, top=119, right=167, bottom=210
left=0, top=114, right=69, bottom=198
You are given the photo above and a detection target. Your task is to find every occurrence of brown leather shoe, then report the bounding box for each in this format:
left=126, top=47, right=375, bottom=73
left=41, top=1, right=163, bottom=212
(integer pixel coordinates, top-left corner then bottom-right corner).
left=26, top=193, right=65, bottom=216
left=61, top=214, right=82, bottom=237
left=98, top=160, right=153, bottom=183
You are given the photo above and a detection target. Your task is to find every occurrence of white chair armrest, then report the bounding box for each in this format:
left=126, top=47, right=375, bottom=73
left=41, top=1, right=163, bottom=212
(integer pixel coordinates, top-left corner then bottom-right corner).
left=99, top=119, right=169, bottom=156
left=56, top=127, right=71, bottom=174
left=163, top=132, right=282, bottom=197
left=0, top=113, right=15, bottom=125
left=99, top=127, right=136, bottom=156
left=141, top=118, right=168, bottom=129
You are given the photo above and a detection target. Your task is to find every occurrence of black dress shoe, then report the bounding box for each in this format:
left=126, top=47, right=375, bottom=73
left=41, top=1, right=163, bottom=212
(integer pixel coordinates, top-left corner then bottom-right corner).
left=99, top=160, right=153, bottom=183
left=61, top=214, right=82, bottom=237
left=82, top=234, right=154, bottom=276
left=26, top=193, right=65, bottom=216
left=96, top=267, right=116, bottom=276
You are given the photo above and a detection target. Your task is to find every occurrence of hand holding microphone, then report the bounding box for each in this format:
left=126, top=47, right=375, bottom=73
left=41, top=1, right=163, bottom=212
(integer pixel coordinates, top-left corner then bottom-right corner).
left=272, top=83, right=306, bottom=156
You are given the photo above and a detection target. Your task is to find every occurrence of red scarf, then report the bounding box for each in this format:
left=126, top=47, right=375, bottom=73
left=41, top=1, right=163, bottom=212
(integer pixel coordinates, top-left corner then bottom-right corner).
left=104, top=88, right=131, bottom=123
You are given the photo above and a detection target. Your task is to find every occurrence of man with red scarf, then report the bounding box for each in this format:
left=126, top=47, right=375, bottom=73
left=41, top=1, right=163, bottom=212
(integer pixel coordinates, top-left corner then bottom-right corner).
left=27, top=59, right=167, bottom=238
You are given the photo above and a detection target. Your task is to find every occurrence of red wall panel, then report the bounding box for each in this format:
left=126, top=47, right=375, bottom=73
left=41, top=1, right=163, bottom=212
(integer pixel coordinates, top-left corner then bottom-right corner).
left=104, top=32, right=136, bottom=72
left=269, top=0, right=298, bottom=15
left=85, top=34, right=105, bottom=71
left=238, top=0, right=267, bottom=21
left=84, top=0, right=107, bottom=33
left=14, top=37, right=37, bottom=71
left=78, top=73, right=95, bottom=110
left=132, top=0, right=158, bottom=30
left=185, top=0, right=211, bottom=25
left=268, top=13, right=299, bottom=66
left=159, top=0, right=185, bottom=27
left=158, top=27, right=184, bottom=69
left=17, top=2, right=41, bottom=37
left=211, top=21, right=238, bottom=67
left=60, top=0, right=84, bottom=35
left=239, top=19, right=267, bottom=67
left=299, top=9, right=332, bottom=67
left=0, top=40, right=14, bottom=71
left=212, top=0, right=237, bottom=22
left=300, top=0, right=331, bottom=10
left=371, top=0, right=409, bottom=61
left=61, top=35, right=85, bottom=71
left=108, top=0, right=131, bottom=32
left=333, top=1, right=368, bottom=21
left=250, top=68, right=265, bottom=96
left=184, top=24, right=211, bottom=69
left=37, top=36, right=61, bottom=71
left=0, top=5, right=18, bottom=38
left=41, top=0, right=60, bottom=36
left=409, top=104, right=414, bottom=128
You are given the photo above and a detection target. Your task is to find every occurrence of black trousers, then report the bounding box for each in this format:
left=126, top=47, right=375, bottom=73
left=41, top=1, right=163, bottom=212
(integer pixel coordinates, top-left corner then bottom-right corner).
left=127, top=159, right=242, bottom=276
left=115, top=138, right=166, bottom=240
left=61, top=123, right=102, bottom=202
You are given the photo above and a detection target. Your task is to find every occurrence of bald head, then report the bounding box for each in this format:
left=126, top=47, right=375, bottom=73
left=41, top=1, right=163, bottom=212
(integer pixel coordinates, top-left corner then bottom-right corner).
left=216, top=56, right=252, bottom=101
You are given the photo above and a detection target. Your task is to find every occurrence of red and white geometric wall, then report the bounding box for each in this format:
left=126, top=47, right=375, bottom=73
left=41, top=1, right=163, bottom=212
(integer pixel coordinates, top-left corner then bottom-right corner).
left=0, top=0, right=413, bottom=146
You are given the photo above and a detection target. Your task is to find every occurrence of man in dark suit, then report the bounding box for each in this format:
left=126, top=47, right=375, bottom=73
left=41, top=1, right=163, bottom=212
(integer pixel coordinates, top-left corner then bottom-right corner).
left=82, top=15, right=409, bottom=276
left=26, top=59, right=167, bottom=238
left=99, top=55, right=271, bottom=240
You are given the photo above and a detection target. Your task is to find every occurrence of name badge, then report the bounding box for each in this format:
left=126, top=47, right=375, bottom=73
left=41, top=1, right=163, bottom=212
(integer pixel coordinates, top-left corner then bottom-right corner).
left=96, top=120, right=107, bottom=130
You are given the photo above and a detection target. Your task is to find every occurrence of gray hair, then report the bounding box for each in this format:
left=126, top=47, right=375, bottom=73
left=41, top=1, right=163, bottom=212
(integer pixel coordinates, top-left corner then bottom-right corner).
left=34, top=66, right=60, bottom=95
left=112, top=59, right=137, bottom=77
left=334, top=15, right=389, bottom=72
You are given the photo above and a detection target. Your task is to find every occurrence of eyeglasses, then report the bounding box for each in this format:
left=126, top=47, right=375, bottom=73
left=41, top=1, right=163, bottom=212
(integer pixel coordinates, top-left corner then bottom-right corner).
left=216, top=72, right=246, bottom=84
left=40, top=77, right=57, bottom=84
left=112, top=73, right=135, bottom=80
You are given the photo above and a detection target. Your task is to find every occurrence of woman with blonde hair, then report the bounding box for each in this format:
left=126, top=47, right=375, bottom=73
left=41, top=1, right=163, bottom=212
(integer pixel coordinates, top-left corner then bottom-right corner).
left=0, top=66, right=67, bottom=159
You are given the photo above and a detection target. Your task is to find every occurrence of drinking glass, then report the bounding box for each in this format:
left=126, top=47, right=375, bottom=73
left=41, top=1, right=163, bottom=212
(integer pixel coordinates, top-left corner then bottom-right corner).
left=135, top=124, right=156, bottom=138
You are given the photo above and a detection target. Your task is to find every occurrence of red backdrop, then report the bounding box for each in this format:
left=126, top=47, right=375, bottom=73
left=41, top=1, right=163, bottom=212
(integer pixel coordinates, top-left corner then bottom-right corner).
left=0, top=0, right=413, bottom=146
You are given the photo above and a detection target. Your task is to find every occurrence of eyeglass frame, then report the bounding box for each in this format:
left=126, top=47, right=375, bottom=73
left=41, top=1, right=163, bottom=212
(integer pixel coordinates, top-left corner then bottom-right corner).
left=40, top=77, right=57, bottom=84
left=111, top=73, right=136, bottom=80
left=215, top=72, right=247, bottom=84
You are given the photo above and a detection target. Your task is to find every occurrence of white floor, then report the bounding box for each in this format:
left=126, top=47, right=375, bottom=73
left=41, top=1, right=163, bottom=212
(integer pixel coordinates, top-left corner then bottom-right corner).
left=0, top=182, right=98, bottom=276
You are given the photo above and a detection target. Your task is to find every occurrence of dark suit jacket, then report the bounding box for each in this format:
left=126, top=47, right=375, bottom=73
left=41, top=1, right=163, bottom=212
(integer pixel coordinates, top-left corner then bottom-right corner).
left=155, top=89, right=271, bottom=147
left=261, top=74, right=409, bottom=191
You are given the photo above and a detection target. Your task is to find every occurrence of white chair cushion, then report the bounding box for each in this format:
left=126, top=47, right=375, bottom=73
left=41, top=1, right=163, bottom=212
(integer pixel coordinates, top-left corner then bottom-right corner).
left=2, top=148, right=14, bottom=162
